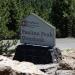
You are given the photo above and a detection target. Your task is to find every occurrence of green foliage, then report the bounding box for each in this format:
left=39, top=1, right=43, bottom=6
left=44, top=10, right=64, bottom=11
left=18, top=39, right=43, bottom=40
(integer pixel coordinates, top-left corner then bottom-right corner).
left=51, top=0, right=75, bottom=37
left=0, top=40, right=17, bottom=56
left=56, top=29, right=61, bottom=38
left=0, top=0, right=75, bottom=38
left=0, top=0, right=23, bottom=39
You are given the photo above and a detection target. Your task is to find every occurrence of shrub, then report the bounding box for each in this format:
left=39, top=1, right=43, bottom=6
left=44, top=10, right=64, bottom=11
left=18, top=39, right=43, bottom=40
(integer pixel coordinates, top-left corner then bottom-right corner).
left=0, top=40, right=17, bottom=56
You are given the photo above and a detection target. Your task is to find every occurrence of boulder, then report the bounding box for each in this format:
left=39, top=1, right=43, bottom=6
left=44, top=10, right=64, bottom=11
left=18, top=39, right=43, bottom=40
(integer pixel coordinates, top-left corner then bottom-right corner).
left=58, top=58, right=75, bottom=70
left=37, top=63, right=59, bottom=75
left=56, top=70, right=75, bottom=75
left=0, top=65, right=12, bottom=75
left=13, top=45, right=53, bottom=64
left=59, top=49, right=75, bottom=70
left=62, top=49, right=75, bottom=59
left=0, top=55, right=45, bottom=75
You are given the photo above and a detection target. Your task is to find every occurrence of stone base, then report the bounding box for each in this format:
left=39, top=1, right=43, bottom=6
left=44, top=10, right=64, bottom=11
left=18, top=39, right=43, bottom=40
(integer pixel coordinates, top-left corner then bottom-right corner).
left=13, top=45, right=53, bottom=64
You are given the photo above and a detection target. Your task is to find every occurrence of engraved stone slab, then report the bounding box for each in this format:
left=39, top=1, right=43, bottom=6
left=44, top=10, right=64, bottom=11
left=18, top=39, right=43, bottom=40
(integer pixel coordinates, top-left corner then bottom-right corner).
left=20, top=13, right=55, bottom=47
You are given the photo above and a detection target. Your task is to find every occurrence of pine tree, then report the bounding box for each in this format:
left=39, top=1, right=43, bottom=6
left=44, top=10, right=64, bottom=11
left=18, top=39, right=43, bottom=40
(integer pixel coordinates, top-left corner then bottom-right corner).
left=0, top=0, right=9, bottom=39
left=50, top=0, right=75, bottom=37
left=0, top=0, right=23, bottom=39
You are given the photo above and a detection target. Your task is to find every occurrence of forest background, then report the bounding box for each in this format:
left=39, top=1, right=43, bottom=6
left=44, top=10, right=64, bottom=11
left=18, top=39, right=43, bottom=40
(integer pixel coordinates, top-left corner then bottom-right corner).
left=0, top=0, right=75, bottom=39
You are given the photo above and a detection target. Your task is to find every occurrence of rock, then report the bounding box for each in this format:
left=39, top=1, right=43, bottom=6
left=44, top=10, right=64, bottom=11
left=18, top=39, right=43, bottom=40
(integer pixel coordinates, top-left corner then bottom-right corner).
left=58, top=59, right=74, bottom=70
left=56, top=70, right=75, bottom=75
left=13, top=62, right=45, bottom=75
left=13, top=45, right=53, bottom=64
left=59, top=49, right=75, bottom=70
left=37, top=63, right=59, bottom=75
left=62, top=49, right=75, bottom=59
left=0, top=55, right=45, bottom=75
left=56, top=48, right=62, bottom=60
left=51, top=47, right=62, bottom=63
left=0, top=65, right=12, bottom=75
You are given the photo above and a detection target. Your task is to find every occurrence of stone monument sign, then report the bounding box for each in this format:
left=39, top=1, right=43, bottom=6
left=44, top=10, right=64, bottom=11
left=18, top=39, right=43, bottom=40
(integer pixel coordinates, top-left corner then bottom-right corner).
left=20, top=13, right=55, bottom=48
left=14, top=13, right=62, bottom=64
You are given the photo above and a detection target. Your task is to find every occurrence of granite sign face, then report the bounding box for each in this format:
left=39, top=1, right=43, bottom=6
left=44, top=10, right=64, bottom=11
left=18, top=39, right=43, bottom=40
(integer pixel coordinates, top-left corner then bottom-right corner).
left=20, top=13, right=55, bottom=47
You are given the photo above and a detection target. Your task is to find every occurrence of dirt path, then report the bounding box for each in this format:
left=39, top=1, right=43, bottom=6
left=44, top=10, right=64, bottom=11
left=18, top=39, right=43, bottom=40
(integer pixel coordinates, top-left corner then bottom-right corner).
left=7, top=38, right=75, bottom=50
left=56, top=38, right=75, bottom=49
